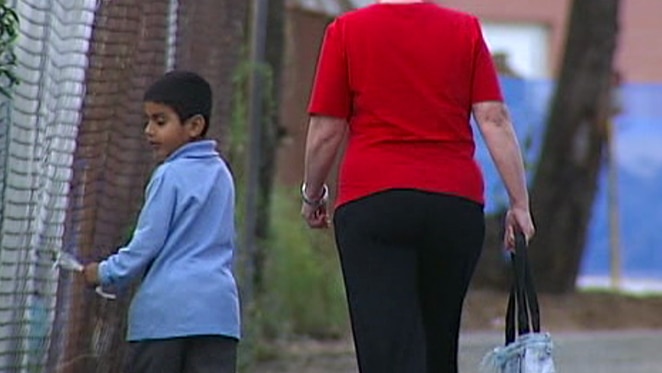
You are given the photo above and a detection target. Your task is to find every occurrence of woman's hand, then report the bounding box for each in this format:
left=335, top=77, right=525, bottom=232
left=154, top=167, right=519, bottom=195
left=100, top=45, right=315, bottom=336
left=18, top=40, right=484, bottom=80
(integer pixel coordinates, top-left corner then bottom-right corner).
left=301, top=201, right=330, bottom=229
left=504, top=206, right=535, bottom=251
left=301, top=183, right=330, bottom=229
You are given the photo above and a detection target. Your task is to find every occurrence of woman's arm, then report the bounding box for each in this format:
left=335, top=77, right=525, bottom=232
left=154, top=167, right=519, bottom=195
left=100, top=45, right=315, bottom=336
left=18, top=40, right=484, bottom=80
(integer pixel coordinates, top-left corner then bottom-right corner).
left=301, top=115, right=347, bottom=228
left=473, top=101, right=535, bottom=247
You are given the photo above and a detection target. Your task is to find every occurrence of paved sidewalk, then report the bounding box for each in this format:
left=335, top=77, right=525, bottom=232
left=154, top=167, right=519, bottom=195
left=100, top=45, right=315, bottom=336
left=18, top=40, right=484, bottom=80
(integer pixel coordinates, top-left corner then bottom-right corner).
left=255, top=330, right=662, bottom=372
left=461, top=330, right=662, bottom=373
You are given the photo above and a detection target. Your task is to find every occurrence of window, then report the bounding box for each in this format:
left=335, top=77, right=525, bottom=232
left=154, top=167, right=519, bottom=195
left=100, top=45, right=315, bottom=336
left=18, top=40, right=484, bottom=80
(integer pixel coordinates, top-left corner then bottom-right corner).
left=481, top=23, right=550, bottom=79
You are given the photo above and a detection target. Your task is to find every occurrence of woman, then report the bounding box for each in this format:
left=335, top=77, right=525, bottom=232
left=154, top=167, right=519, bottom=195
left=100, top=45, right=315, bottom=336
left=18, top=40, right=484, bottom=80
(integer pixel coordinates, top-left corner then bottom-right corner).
left=300, top=1, right=535, bottom=372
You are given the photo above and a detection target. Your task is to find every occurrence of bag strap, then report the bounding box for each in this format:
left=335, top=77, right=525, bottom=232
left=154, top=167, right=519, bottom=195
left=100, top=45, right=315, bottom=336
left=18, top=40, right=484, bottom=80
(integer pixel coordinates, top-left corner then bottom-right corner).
left=519, top=235, right=541, bottom=332
left=505, top=232, right=541, bottom=345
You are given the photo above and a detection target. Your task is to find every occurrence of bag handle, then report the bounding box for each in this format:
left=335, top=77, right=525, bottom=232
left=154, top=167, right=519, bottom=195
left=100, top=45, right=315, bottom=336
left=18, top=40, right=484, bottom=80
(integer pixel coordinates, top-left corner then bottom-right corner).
left=505, top=232, right=541, bottom=345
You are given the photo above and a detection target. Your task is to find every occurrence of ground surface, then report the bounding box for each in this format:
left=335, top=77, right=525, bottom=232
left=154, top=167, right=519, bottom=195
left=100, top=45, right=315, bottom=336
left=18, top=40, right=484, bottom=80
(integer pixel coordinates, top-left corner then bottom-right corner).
left=253, top=288, right=662, bottom=372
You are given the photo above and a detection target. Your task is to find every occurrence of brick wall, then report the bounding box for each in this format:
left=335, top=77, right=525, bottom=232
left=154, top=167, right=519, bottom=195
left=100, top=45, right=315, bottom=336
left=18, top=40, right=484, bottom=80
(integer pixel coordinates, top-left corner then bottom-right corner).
left=441, top=0, right=662, bottom=83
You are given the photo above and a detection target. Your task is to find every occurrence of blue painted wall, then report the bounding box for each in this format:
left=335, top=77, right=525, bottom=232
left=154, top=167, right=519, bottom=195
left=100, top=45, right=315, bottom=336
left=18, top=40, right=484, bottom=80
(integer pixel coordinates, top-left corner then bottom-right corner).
left=476, top=78, right=662, bottom=280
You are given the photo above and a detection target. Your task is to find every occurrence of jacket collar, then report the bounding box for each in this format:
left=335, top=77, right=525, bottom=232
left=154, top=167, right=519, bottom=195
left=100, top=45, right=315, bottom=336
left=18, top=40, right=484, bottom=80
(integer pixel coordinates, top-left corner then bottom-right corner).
left=166, top=140, right=218, bottom=162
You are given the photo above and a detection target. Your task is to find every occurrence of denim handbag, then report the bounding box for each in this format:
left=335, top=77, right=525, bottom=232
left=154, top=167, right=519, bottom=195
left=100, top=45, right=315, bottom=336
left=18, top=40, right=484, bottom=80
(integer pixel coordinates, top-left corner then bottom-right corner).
left=479, top=233, right=556, bottom=373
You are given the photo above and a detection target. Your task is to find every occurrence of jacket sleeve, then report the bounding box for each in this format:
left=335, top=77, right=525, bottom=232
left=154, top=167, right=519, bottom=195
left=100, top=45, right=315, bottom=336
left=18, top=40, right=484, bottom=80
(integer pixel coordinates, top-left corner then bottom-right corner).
left=98, top=167, right=175, bottom=288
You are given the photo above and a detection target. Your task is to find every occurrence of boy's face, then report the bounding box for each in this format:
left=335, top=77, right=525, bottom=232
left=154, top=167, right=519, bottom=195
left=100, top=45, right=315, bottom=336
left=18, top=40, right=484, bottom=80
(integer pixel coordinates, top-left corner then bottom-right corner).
left=143, top=102, right=203, bottom=160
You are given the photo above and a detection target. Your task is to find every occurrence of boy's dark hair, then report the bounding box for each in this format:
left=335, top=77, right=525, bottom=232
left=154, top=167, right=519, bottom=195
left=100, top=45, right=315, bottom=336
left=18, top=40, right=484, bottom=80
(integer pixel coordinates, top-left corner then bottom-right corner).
left=143, top=70, right=213, bottom=137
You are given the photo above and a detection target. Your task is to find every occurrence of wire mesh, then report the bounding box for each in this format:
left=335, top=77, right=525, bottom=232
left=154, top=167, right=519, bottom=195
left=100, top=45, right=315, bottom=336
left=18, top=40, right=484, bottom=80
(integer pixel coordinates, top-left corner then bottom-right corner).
left=0, top=0, right=96, bottom=372
left=175, top=0, right=249, bottom=151
left=50, top=1, right=171, bottom=372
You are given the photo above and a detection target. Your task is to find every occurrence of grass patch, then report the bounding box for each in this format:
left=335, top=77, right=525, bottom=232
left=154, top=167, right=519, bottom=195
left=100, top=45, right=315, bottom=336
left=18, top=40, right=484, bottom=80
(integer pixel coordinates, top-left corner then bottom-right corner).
left=256, top=188, right=349, bottom=340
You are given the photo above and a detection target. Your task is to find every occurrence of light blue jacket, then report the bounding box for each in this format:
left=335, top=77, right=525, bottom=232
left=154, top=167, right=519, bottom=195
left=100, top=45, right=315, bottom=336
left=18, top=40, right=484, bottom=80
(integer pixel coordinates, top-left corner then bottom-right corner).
left=99, top=140, right=240, bottom=341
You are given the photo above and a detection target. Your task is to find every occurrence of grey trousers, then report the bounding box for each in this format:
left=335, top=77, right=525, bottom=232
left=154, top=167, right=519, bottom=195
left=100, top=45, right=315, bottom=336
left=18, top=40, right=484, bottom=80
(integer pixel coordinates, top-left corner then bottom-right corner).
left=126, top=335, right=238, bottom=373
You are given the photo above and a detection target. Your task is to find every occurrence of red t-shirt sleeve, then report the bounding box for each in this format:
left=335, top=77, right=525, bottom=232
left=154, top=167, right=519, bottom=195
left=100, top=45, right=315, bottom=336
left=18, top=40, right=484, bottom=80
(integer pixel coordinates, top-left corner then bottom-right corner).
left=470, top=18, right=504, bottom=103
left=307, top=20, right=352, bottom=118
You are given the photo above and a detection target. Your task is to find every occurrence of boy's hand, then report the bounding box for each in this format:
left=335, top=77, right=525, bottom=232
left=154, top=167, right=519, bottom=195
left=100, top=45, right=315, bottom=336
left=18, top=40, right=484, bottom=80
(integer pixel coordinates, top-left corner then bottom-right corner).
left=83, top=262, right=100, bottom=286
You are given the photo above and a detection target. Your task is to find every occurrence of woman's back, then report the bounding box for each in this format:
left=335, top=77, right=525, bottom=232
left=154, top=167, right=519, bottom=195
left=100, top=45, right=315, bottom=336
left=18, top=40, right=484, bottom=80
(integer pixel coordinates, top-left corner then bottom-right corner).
left=309, top=2, right=503, bottom=206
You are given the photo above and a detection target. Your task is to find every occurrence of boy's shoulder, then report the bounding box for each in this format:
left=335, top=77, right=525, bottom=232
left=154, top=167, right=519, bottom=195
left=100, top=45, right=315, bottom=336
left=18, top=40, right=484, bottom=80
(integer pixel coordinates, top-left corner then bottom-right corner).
left=151, top=156, right=231, bottom=186
left=151, top=160, right=176, bottom=179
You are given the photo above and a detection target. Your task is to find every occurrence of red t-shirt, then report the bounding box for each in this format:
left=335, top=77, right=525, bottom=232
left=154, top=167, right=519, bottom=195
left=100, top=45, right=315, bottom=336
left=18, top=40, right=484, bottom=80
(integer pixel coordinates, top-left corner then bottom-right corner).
left=308, top=2, right=503, bottom=207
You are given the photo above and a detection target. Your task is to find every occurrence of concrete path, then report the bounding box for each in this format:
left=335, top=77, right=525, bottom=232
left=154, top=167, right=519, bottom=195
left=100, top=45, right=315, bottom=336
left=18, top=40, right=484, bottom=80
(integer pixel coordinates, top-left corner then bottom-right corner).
left=254, top=330, right=662, bottom=372
left=461, top=330, right=662, bottom=373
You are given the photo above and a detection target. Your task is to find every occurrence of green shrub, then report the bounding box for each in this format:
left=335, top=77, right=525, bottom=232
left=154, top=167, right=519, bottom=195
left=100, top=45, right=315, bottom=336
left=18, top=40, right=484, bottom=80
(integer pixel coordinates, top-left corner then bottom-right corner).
left=0, top=2, right=19, bottom=97
left=256, top=188, right=348, bottom=340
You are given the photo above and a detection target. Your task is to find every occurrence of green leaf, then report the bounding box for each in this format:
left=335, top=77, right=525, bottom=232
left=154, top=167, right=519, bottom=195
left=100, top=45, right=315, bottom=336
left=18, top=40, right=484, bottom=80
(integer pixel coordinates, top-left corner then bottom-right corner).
left=0, top=2, right=19, bottom=97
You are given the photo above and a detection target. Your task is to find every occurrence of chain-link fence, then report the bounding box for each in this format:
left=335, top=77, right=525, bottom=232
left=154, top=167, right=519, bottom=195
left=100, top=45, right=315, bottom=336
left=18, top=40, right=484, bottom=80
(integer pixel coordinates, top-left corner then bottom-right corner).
left=0, top=1, right=248, bottom=372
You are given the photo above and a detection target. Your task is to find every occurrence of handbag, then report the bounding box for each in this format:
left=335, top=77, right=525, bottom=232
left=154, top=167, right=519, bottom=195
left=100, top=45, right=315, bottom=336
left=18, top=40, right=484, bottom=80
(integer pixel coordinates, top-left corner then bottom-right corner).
left=479, top=233, right=556, bottom=373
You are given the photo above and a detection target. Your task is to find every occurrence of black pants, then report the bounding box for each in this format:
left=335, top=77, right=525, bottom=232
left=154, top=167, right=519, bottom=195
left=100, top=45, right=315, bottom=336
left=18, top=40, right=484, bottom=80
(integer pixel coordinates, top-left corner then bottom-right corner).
left=126, top=335, right=238, bottom=373
left=333, top=189, right=484, bottom=373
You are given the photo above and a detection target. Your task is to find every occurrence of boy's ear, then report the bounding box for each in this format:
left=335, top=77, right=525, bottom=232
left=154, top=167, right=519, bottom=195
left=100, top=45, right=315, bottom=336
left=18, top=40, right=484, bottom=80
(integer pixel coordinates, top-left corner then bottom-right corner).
left=186, top=114, right=206, bottom=138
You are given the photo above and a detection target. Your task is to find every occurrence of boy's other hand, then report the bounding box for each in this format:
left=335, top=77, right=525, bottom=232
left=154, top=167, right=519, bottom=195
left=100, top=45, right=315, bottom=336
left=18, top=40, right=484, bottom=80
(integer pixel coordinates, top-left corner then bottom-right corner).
left=83, top=262, right=100, bottom=286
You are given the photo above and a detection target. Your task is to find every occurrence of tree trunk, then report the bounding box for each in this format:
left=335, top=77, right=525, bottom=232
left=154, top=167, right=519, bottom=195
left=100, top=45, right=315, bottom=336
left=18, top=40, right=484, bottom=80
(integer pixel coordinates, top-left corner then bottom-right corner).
left=472, top=0, right=621, bottom=293
left=529, top=0, right=620, bottom=293
left=253, top=0, right=286, bottom=294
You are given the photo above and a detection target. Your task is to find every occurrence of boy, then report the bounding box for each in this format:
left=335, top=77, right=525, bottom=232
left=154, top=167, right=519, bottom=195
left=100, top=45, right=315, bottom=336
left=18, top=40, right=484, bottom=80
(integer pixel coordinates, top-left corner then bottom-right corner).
left=83, top=71, right=240, bottom=373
